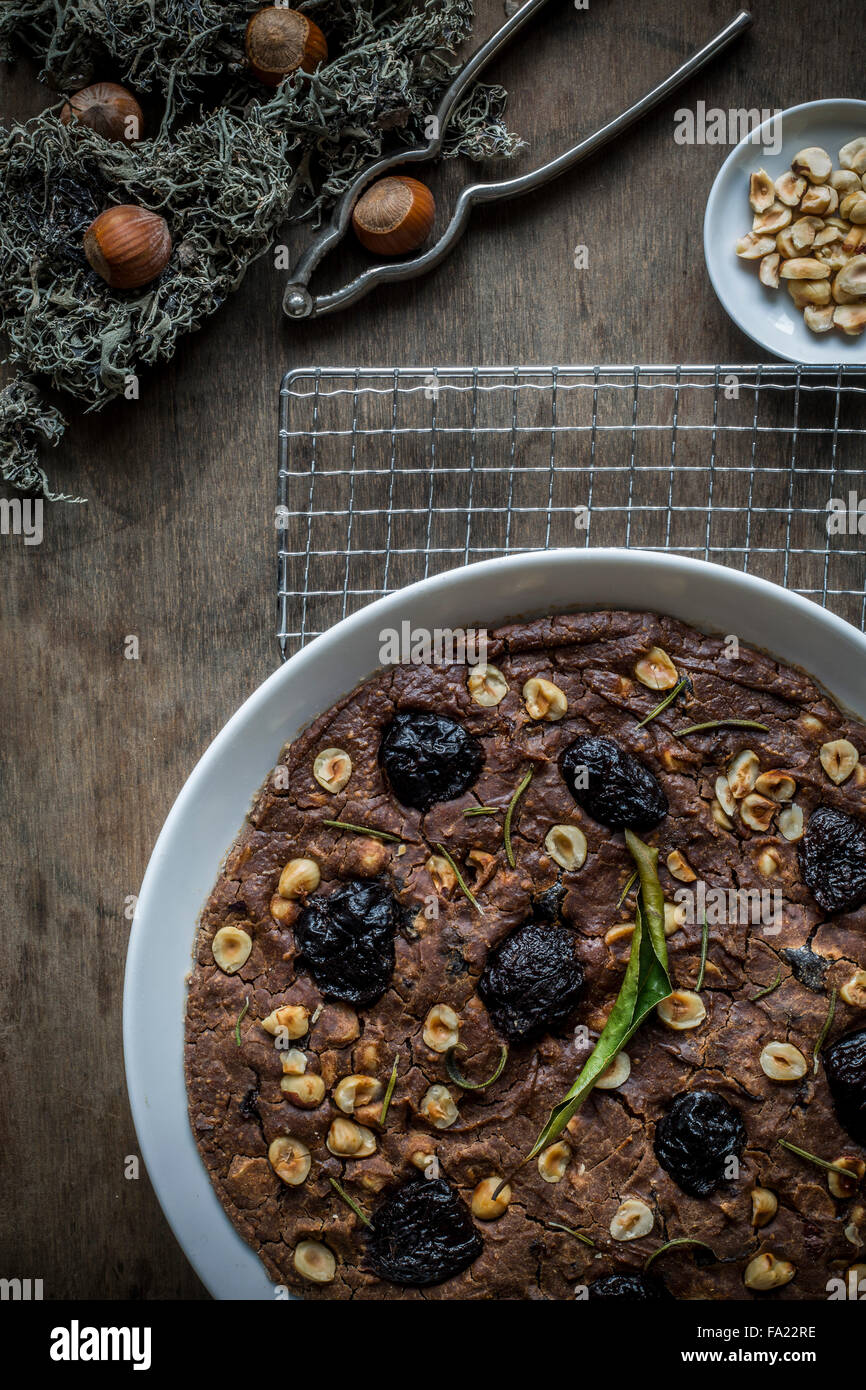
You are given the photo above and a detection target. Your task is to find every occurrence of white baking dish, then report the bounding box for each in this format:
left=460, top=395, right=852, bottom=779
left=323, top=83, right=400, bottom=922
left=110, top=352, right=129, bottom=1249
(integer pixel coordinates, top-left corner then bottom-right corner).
left=123, top=548, right=866, bottom=1299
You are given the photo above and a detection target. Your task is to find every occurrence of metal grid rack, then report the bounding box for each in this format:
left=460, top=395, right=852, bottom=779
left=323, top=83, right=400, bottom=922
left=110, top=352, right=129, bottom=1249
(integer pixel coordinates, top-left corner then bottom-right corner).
left=277, top=366, right=866, bottom=657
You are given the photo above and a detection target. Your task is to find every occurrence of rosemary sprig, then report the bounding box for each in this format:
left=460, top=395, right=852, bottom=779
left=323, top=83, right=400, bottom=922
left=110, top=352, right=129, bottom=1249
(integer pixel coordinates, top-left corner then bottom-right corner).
left=695, top=912, right=709, bottom=992
left=504, top=767, right=534, bottom=869
left=616, top=869, right=638, bottom=909
left=778, top=1139, right=859, bottom=1182
left=329, top=1176, right=372, bottom=1228
left=813, top=988, right=837, bottom=1074
left=234, top=997, right=249, bottom=1047
left=750, top=967, right=782, bottom=1002
left=446, top=1044, right=508, bottom=1091
left=322, top=819, right=401, bottom=843
left=463, top=806, right=500, bottom=818
left=379, top=1054, right=399, bottom=1126
left=548, top=1222, right=595, bottom=1247
left=644, top=1238, right=717, bottom=1272
left=637, top=676, right=690, bottom=728
left=674, top=719, right=769, bottom=737
left=433, top=842, right=483, bottom=914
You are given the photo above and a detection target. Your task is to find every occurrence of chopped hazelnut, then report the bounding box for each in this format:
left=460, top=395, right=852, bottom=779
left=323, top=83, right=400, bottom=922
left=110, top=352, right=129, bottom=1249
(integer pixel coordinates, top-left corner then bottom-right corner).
left=280, top=1073, right=325, bottom=1108
left=471, top=1177, right=511, bottom=1220
left=840, top=969, right=866, bottom=1009
left=333, top=1074, right=384, bottom=1114
left=610, top=1198, right=654, bottom=1241
left=326, top=1117, right=377, bottom=1157
left=467, top=663, right=509, bottom=706
left=278, top=856, right=320, bottom=900
left=269, top=893, right=300, bottom=926
left=594, top=1051, right=631, bottom=1090
left=727, top=750, right=760, bottom=799
left=743, top=1251, right=795, bottom=1290
left=294, top=1240, right=335, bottom=1284
left=280, top=1048, right=307, bottom=1075
left=819, top=738, right=859, bottom=785
left=751, top=1187, right=778, bottom=1228
left=666, top=849, right=696, bottom=883
left=778, top=804, right=805, bottom=841
left=419, top=1083, right=458, bottom=1129
left=740, top=793, right=777, bottom=832
left=656, top=990, right=706, bottom=1031
left=522, top=676, right=567, bottom=721
left=828, top=1156, right=865, bottom=1200
left=760, top=1041, right=807, bottom=1081
left=261, top=1003, right=309, bottom=1040
left=544, top=823, right=587, bottom=871
left=422, top=1003, right=460, bottom=1053
left=634, top=646, right=679, bottom=691
left=267, top=1135, right=310, bottom=1186
left=312, top=747, right=353, bottom=793
left=425, top=854, right=457, bottom=895
left=211, top=925, right=252, bottom=974
left=537, top=1141, right=571, bottom=1183
left=754, top=770, right=796, bottom=802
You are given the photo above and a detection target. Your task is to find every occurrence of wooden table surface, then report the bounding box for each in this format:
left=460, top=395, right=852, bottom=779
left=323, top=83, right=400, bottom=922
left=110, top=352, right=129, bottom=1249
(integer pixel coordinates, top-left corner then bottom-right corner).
left=1, top=0, right=862, bottom=1299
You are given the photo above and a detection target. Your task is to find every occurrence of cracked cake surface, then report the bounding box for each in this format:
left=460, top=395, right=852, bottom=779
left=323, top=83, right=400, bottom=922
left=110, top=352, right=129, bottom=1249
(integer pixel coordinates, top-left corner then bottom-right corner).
left=185, top=610, right=866, bottom=1299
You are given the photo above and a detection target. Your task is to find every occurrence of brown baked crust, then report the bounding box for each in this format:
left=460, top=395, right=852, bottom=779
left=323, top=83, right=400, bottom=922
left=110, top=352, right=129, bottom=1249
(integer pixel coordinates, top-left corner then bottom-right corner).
left=185, top=610, right=866, bottom=1299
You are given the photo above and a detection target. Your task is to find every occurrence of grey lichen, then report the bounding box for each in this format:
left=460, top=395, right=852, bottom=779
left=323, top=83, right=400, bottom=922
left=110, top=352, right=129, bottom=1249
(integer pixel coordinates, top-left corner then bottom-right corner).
left=0, top=2, right=520, bottom=494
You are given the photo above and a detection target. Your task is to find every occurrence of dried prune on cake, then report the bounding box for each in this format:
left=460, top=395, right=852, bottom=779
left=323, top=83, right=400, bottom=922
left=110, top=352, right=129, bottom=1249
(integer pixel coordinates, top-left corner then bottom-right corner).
left=294, top=878, right=399, bottom=1008
left=798, top=805, right=866, bottom=915
left=366, top=1177, right=483, bottom=1286
left=379, top=710, right=483, bottom=811
left=823, top=1027, right=866, bottom=1145
left=588, top=1272, right=672, bottom=1299
left=560, top=735, right=668, bottom=831
left=654, top=1090, right=746, bottom=1197
left=478, top=919, right=584, bottom=1044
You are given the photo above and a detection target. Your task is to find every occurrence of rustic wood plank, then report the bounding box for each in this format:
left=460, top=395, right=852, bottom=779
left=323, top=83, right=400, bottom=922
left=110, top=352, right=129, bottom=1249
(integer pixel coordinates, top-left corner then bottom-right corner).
left=0, top=0, right=862, bottom=1298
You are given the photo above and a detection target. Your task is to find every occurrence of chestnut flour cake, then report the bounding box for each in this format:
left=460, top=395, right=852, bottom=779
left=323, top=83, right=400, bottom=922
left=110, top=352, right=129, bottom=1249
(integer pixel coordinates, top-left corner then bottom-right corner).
left=185, top=611, right=866, bottom=1300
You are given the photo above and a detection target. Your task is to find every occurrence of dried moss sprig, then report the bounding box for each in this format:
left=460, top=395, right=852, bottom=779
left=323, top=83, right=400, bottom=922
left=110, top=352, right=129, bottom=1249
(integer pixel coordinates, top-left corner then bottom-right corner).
left=0, top=1, right=521, bottom=494
left=0, top=381, right=74, bottom=500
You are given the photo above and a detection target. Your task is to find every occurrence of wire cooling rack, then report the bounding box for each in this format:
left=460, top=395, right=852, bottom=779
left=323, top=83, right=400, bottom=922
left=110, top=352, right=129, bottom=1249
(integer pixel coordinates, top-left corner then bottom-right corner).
left=277, top=365, right=866, bottom=657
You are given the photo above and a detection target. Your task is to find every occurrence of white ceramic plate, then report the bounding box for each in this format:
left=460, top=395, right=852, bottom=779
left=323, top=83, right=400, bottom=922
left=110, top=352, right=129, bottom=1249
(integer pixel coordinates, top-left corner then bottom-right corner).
left=704, top=98, right=866, bottom=365
left=123, top=549, right=866, bottom=1300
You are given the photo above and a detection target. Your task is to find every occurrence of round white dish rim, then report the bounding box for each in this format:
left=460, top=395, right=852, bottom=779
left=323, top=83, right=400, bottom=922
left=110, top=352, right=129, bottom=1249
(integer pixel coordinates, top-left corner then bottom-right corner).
left=123, top=548, right=866, bottom=1300
left=703, top=97, right=866, bottom=365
